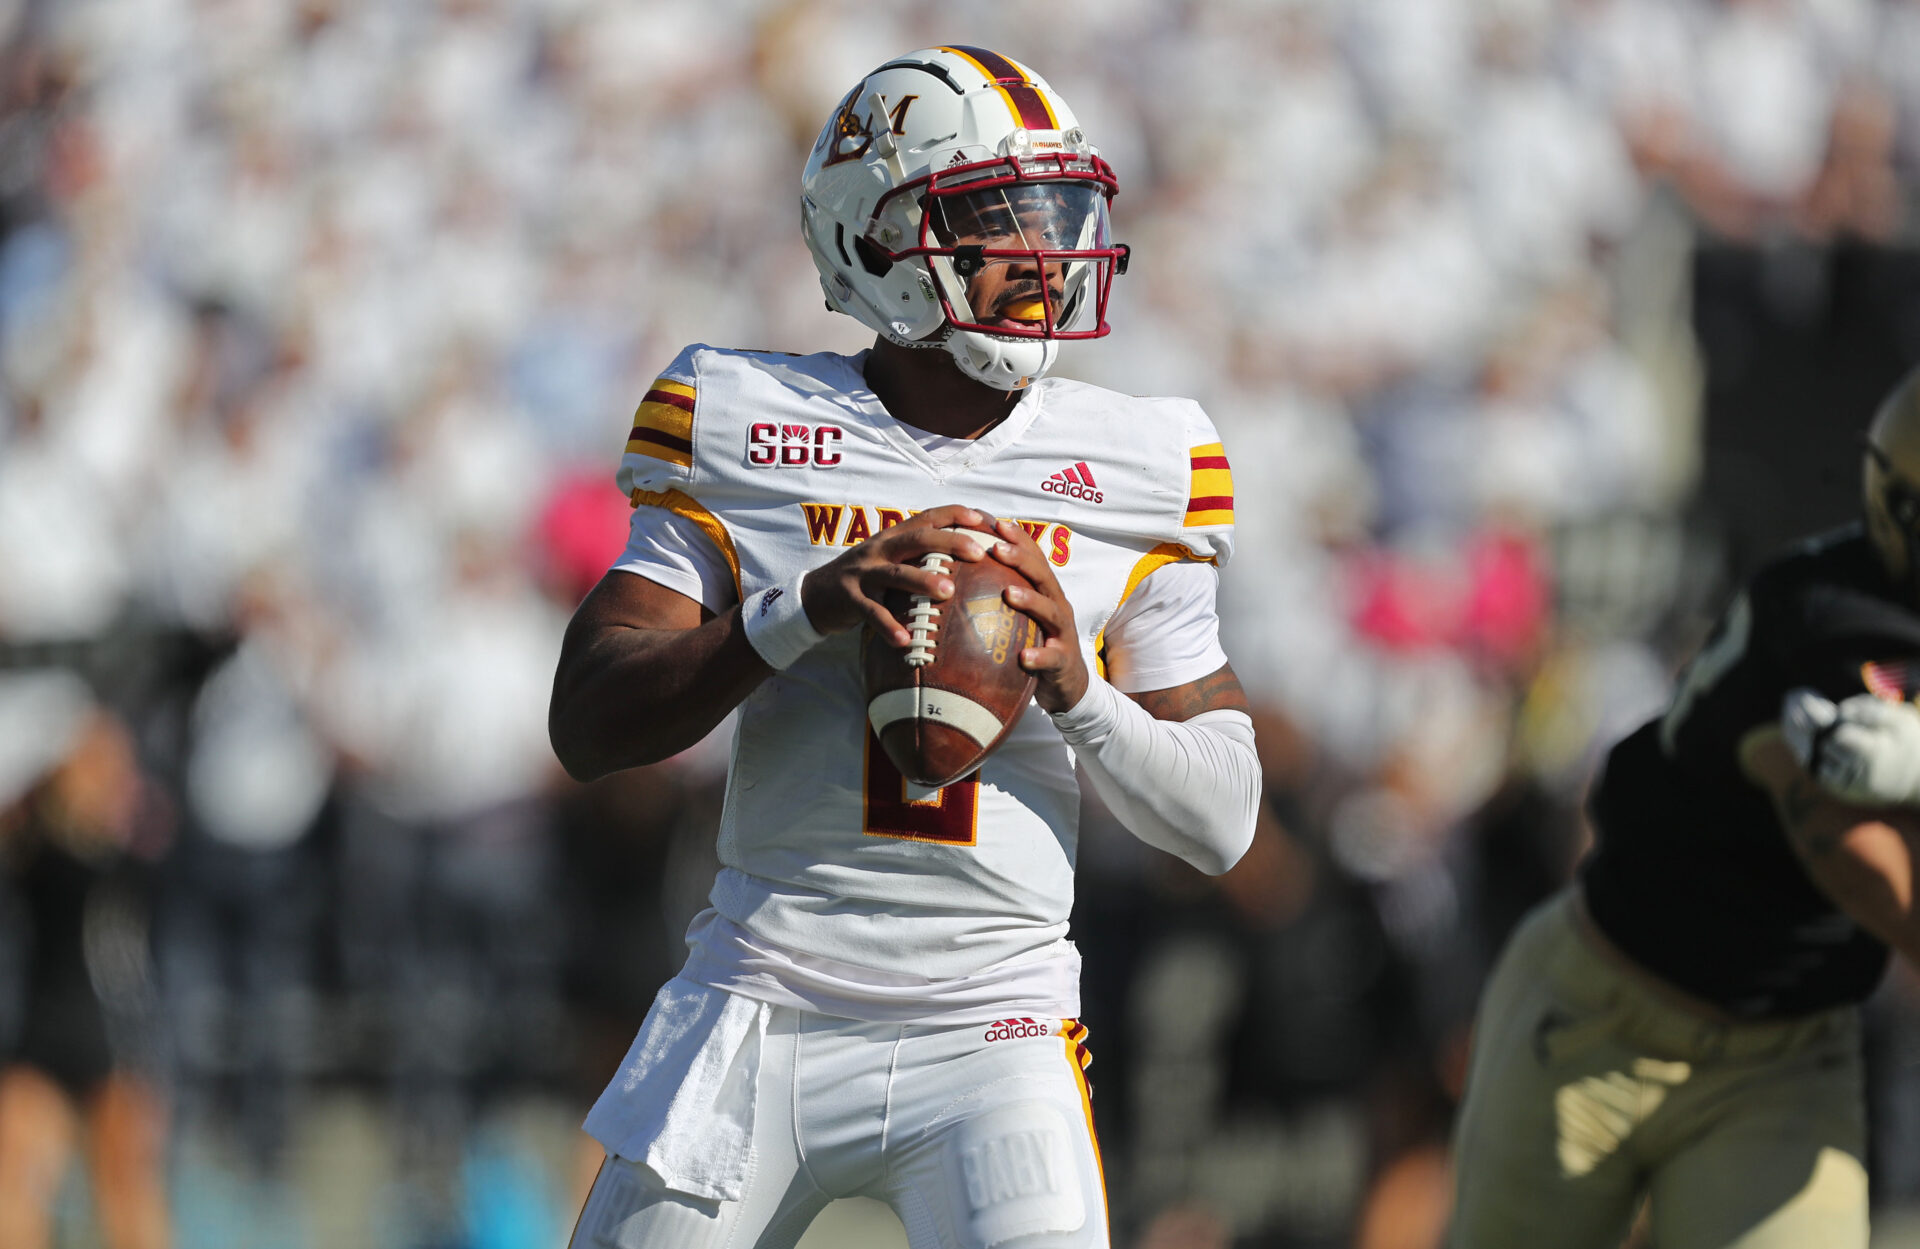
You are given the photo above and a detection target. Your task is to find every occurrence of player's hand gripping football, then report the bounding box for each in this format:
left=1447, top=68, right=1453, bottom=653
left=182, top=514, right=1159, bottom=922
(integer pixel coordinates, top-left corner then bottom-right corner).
left=988, top=518, right=1088, bottom=713
left=800, top=505, right=995, bottom=647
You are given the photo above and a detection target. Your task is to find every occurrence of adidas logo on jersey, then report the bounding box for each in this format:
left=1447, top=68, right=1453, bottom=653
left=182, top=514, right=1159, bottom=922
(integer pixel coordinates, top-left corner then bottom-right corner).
left=983, top=1018, right=1053, bottom=1042
left=1040, top=462, right=1102, bottom=503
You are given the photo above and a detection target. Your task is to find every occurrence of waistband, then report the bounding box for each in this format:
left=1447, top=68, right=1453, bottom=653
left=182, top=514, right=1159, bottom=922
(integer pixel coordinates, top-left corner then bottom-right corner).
left=678, top=909, right=1082, bottom=1026
left=1540, top=890, right=1857, bottom=1064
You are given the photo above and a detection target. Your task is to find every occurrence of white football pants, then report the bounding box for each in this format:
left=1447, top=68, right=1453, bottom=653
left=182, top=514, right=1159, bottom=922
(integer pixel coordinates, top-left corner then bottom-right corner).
left=570, top=1005, right=1109, bottom=1249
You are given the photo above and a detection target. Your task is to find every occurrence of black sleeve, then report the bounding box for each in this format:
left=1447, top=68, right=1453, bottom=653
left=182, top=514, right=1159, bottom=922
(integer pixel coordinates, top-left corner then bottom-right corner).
left=1658, top=578, right=1779, bottom=777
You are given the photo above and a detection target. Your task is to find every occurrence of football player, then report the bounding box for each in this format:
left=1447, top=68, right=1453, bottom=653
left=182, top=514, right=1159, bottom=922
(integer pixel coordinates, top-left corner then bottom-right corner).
left=550, top=48, right=1261, bottom=1249
left=1447, top=366, right=1920, bottom=1248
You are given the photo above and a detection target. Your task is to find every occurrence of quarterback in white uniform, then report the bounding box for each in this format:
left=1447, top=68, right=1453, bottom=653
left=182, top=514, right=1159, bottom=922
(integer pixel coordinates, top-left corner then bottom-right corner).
left=551, top=47, right=1263, bottom=1249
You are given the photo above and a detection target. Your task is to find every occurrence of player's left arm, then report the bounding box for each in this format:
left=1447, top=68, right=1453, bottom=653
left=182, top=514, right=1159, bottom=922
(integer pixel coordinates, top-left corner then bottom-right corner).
left=1127, top=664, right=1253, bottom=720
left=989, top=519, right=1261, bottom=875
left=1742, top=721, right=1920, bottom=969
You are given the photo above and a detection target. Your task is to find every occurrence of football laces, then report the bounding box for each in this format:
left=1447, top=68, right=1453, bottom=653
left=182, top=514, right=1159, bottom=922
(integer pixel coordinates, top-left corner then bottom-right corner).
left=904, top=552, right=948, bottom=667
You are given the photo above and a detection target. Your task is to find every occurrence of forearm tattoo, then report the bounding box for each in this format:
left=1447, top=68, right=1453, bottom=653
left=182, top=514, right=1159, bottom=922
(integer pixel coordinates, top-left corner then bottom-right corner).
left=1133, top=664, right=1251, bottom=722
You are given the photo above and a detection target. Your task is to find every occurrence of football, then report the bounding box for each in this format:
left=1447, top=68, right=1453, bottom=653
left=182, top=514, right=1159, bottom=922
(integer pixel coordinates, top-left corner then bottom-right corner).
left=862, top=526, right=1042, bottom=788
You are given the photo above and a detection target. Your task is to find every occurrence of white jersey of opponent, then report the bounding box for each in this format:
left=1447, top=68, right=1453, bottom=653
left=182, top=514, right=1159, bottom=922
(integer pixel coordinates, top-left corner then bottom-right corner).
left=614, top=345, right=1236, bottom=1010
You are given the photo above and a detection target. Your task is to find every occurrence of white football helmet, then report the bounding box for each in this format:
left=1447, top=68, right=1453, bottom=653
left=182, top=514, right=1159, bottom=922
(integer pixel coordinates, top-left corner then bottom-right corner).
left=800, top=46, right=1128, bottom=390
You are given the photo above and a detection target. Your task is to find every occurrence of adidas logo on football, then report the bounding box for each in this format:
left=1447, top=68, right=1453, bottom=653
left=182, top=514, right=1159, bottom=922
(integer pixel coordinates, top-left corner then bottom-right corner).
left=984, top=1018, right=1053, bottom=1042
left=1040, top=462, right=1103, bottom=503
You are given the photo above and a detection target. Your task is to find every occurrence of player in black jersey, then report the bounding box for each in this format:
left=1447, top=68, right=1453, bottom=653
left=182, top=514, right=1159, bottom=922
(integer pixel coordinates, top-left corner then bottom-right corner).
left=1448, top=367, right=1920, bottom=1249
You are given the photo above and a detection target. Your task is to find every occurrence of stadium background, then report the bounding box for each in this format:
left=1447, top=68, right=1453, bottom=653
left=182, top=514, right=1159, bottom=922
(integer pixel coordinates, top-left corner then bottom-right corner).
left=4, top=0, right=1920, bottom=1245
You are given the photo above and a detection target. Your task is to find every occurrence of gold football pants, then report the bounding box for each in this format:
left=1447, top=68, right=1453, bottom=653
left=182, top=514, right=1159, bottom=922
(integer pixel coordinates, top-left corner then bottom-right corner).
left=1448, top=890, right=1866, bottom=1249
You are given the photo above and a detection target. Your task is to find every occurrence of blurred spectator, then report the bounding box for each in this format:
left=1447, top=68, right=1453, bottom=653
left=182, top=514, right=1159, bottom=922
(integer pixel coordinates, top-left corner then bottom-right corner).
left=0, top=673, right=169, bottom=1249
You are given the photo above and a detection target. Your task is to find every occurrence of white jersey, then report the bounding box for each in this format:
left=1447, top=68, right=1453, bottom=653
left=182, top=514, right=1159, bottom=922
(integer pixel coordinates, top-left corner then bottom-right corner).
left=614, top=345, right=1236, bottom=1006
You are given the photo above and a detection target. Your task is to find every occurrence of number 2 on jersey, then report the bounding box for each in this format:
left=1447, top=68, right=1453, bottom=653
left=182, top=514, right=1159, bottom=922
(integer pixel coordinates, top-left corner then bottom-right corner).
left=863, top=730, right=980, bottom=845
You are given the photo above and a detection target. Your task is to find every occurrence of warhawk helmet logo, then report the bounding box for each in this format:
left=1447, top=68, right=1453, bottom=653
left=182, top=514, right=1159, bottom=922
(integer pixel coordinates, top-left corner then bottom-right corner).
left=822, top=88, right=920, bottom=167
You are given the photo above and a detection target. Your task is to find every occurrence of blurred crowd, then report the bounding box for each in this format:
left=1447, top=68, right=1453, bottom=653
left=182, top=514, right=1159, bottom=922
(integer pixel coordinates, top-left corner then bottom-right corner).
left=5, top=0, right=1920, bottom=1245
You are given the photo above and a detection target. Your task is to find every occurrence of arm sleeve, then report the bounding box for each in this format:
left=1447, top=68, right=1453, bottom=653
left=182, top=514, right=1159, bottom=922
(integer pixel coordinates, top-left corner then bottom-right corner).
left=1050, top=676, right=1261, bottom=876
left=1102, top=559, right=1228, bottom=693
left=612, top=503, right=736, bottom=612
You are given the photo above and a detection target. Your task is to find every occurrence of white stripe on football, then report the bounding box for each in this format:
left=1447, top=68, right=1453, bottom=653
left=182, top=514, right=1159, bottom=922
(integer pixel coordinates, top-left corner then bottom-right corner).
left=866, top=687, right=1007, bottom=749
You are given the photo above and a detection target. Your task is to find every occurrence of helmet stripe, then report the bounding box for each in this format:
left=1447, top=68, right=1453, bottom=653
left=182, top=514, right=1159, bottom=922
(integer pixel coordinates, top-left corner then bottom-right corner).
left=942, top=45, right=1059, bottom=131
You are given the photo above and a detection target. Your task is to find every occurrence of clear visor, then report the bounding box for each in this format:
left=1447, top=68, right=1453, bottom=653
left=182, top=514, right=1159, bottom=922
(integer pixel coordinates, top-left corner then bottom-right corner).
left=925, top=182, right=1112, bottom=335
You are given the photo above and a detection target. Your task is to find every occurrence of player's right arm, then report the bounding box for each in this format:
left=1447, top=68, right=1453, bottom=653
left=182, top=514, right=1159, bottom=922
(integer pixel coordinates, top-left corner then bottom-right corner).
left=1742, top=724, right=1920, bottom=968
left=548, top=571, right=759, bottom=781
left=548, top=505, right=992, bottom=781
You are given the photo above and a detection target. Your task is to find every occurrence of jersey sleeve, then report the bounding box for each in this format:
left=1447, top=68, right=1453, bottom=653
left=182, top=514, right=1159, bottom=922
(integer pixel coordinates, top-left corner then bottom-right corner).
left=1101, top=559, right=1227, bottom=693
left=1657, top=588, right=1767, bottom=766
left=1177, top=401, right=1236, bottom=567
left=1656, top=559, right=1863, bottom=772
left=616, top=346, right=702, bottom=500
left=612, top=505, right=739, bottom=611
left=613, top=345, right=743, bottom=606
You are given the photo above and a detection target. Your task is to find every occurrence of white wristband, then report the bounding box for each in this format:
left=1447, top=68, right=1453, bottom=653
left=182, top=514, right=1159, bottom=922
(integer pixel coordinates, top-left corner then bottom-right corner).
left=741, top=575, right=826, bottom=671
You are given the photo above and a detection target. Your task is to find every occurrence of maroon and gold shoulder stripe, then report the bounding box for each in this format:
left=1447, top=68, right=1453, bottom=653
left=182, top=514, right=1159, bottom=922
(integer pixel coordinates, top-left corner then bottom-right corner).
left=625, top=378, right=695, bottom=469
left=1185, top=443, right=1234, bottom=528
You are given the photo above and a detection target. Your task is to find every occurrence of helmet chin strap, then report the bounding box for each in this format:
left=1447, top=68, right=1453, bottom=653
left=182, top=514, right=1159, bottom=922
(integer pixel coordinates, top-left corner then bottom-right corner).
left=946, top=331, right=1057, bottom=391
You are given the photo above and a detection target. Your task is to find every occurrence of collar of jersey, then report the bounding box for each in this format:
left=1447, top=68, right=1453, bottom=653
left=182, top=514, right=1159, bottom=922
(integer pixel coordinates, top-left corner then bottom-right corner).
left=837, top=350, right=1048, bottom=484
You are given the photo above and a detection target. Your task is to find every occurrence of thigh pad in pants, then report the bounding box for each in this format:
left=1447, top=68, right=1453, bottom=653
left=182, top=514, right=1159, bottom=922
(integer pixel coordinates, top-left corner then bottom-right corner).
left=938, top=1099, right=1089, bottom=1249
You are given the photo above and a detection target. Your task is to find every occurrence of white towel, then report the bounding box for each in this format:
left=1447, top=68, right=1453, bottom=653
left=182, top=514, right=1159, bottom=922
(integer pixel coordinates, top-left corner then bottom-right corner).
left=583, top=977, right=769, bottom=1203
